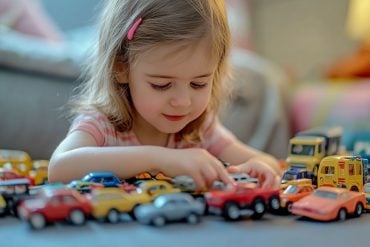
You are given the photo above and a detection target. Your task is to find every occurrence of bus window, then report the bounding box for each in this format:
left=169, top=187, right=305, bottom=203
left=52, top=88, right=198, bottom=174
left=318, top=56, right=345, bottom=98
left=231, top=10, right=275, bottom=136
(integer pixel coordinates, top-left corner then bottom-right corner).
left=349, top=163, right=354, bottom=176
left=323, top=166, right=335, bottom=175
left=357, top=163, right=362, bottom=175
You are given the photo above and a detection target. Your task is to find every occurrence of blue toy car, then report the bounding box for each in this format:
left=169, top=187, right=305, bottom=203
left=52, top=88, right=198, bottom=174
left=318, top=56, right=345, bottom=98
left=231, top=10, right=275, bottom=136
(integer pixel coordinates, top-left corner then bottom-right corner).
left=81, top=172, right=123, bottom=187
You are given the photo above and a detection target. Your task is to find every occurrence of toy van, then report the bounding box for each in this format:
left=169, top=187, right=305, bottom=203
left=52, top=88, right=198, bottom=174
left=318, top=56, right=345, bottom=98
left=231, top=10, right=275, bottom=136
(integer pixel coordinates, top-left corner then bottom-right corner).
left=318, top=156, right=366, bottom=191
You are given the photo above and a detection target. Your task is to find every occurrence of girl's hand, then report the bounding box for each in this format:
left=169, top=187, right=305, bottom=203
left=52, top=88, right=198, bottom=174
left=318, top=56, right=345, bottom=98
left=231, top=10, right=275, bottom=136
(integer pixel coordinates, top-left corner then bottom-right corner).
left=162, top=148, right=234, bottom=191
left=227, top=157, right=281, bottom=189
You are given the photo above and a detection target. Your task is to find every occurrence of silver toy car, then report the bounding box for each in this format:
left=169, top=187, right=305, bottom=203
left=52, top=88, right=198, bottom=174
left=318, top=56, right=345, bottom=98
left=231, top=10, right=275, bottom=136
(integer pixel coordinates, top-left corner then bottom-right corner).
left=230, top=172, right=259, bottom=185
left=134, top=192, right=204, bottom=226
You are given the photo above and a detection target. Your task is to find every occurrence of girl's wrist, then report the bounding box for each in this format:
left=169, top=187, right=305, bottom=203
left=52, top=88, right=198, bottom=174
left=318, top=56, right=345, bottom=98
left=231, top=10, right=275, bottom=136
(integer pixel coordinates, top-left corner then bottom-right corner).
left=146, top=146, right=175, bottom=173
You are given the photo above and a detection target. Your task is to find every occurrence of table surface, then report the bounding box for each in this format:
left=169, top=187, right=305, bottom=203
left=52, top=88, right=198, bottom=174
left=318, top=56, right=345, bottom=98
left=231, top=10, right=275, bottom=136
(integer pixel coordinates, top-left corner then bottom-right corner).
left=1, top=211, right=369, bottom=247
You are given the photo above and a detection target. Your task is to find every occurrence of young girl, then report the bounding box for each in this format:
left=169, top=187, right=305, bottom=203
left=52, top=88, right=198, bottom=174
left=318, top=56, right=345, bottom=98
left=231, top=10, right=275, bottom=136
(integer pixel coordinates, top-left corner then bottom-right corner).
left=49, top=0, right=281, bottom=190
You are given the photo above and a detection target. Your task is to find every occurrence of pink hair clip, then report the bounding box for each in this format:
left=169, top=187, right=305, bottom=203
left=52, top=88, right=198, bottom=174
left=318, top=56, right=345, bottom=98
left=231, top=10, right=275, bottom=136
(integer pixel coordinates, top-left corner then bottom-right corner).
left=127, top=18, right=142, bottom=41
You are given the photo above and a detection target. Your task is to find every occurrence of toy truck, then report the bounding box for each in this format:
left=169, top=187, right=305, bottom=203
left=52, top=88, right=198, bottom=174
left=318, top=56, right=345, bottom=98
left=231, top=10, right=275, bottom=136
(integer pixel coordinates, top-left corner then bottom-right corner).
left=286, top=127, right=342, bottom=185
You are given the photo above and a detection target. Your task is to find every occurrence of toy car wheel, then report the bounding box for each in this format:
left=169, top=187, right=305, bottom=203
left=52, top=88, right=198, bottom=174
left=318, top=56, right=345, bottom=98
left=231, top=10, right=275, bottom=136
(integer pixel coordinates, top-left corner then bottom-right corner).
left=337, top=208, right=346, bottom=221
left=29, top=213, right=46, bottom=229
left=251, top=199, right=265, bottom=220
left=186, top=213, right=199, bottom=224
left=69, top=209, right=85, bottom=225
left=354, top=203, right=363, bottom=217
left=286, top=202, right=293, bottom=212
left=269, top=196, right=280, bottom=210
left=107, top=209, right=120, bottom=223
left=152, top=215, right=166, bottom=227
left=224, top=202, right=240, bottom=221
left=130, top=205, right=139, bottom=220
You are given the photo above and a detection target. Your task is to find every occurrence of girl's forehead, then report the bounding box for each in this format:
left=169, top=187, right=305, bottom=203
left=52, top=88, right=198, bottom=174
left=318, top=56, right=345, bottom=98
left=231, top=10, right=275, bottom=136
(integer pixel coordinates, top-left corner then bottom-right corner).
left=133, top=39, right=218, bottom=74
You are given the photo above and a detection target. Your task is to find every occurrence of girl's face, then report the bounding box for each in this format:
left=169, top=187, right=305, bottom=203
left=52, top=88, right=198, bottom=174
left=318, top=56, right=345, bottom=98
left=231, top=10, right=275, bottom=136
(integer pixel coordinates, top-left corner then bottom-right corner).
left=128, top=38, right=217, bottom=136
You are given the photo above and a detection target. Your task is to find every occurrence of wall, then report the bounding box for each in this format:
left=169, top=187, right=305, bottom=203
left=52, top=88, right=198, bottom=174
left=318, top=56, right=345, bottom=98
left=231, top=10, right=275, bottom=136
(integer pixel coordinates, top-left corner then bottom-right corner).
left=249, top=0, right=358, bottom=80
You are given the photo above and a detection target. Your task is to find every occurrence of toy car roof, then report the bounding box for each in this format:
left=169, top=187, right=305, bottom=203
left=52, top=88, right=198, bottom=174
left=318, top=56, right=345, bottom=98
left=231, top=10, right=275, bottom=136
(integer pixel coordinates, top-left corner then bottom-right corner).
left=0, top=178, right=30, bottom=186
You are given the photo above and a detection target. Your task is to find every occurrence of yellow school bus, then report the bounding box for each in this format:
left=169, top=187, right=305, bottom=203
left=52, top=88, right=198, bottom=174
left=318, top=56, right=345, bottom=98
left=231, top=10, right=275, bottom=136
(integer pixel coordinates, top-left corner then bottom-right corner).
left=318, top=156, right=365, bottom=191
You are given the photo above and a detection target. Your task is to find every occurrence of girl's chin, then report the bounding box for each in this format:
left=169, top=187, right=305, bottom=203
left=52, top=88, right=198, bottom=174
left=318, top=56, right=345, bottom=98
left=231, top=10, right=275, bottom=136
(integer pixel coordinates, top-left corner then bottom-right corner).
left=157, top=122, right=190, bottom=134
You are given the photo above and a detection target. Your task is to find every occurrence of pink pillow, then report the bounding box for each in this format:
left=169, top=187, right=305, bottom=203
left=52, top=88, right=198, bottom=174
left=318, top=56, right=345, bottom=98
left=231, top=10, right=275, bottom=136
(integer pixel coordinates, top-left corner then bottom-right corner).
left=290, top=80, right=370, bottom=134
left=0, top=0, right=63, bottom=42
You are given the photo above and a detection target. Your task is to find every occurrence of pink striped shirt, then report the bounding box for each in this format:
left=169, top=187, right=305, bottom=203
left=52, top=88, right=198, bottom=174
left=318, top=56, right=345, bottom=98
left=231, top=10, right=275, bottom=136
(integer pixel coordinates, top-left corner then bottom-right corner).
left=68, top=111, right=236, bottom=157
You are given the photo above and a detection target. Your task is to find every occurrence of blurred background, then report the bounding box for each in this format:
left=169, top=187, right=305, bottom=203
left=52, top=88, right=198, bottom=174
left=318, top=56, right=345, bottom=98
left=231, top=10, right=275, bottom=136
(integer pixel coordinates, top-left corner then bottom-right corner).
left=0, top=0, right=369, bottom=160
left=41, top=0, right=358, bottom=80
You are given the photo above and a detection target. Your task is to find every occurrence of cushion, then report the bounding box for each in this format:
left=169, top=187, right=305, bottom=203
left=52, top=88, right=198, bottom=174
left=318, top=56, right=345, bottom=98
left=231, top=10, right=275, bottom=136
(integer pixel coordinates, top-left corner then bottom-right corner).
left=290, top=80, right=370, bottom=150
left=0, top=0, right=63, bottom=42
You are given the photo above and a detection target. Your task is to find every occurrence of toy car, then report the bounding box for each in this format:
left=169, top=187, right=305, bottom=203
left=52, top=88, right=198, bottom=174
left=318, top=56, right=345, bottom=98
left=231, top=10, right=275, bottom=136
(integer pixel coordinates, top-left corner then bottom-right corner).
left=127, top=171, right=173, bottom=186
left=172, top=175, right=196, bottom=192
left=363, top=183, right=370, bottom=211
left=205, top=183, right=280, bottom=220
left=67, top=180, right=104, bottom=194
left=87, top=187, right=152, bottom=223
left=230, top=172, right=259, bottom=185
left=81, top=172, right=123, bottom=187
left=137, top=180, right=180, bottom=199
left=280, top=168, right=310, bottom=190
left=0, top=194, right=6, bottom=215
left=134, top=192, right=204, bottom=226
left=291, top=186, right=366, bottom=221
left=0, top=149, right=33, bottom=176
left=28, top=160, right=49, bottom=185
left=0, top=178, right=31, bottom=216
left=18, top=187, right=92, bottom=229
left=0, top=168, right=34, bottom=185
left=280, top=183, right=315, bottom=212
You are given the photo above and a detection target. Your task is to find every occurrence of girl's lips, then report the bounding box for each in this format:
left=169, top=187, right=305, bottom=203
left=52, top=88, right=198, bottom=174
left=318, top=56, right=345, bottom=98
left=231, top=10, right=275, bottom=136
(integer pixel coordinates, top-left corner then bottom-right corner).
left=163, top=114, right=186, bottom=121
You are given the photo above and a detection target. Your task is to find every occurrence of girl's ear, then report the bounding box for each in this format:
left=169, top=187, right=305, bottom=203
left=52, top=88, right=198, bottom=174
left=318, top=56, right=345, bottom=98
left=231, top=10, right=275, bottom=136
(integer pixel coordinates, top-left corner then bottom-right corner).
left=114, top=60, right=129, bottom=84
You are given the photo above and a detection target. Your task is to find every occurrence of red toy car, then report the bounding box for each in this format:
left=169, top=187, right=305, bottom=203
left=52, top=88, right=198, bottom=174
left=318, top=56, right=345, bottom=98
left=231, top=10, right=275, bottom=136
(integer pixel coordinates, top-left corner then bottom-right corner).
left=205, top=183, right=280, bottom=220
left=18, top=187, right=92, bottom=229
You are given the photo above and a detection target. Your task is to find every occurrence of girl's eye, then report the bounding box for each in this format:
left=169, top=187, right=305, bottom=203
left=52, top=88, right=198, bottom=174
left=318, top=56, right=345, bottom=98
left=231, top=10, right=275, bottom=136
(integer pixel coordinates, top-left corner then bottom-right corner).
left=150, top=83, right=171, bottom=90
left=190, top=82, right=208, bottom=89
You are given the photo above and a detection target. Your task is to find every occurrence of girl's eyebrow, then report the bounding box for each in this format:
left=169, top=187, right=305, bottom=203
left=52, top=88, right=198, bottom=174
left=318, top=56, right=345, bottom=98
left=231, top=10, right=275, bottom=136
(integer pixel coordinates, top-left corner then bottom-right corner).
left=145, top=73, right=212, bottom=79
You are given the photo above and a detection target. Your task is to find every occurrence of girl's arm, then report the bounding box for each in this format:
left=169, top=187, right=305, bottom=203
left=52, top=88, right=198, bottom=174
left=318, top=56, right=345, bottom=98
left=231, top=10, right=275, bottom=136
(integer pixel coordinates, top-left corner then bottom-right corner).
left=49, top=131, right=233, bottom=189
left=218, top=139, right=281, bottom=188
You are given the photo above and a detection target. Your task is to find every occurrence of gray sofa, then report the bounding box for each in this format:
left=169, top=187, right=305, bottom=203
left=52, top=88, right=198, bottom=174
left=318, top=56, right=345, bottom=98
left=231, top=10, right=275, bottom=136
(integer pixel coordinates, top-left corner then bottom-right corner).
left=0, top=1, right=290, bottom=160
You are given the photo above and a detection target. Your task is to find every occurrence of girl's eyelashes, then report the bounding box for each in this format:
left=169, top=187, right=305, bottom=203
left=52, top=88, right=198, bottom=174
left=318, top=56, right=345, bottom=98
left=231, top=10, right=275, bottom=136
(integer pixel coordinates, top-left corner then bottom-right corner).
left=150, top=82, right=172, bottom=90
left=149, top=82, right=208, bottom=91
left=190, top=82, right=208, bottom=89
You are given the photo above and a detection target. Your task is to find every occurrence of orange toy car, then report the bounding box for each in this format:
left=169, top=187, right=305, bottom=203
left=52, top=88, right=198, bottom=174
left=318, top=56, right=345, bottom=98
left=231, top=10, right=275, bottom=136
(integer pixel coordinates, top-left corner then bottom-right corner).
left=280, top=183, right=315, bottom=212
left=291, top=186, right=366, bottom=221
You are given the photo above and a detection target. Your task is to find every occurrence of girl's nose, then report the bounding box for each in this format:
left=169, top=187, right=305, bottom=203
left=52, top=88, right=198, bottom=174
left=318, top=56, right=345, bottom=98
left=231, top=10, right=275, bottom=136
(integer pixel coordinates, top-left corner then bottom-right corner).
left=170, top=88, right=191, bottom=107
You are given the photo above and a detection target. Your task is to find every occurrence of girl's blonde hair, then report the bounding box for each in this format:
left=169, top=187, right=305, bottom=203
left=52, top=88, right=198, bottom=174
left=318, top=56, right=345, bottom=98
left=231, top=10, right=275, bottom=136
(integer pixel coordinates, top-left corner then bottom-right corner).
left=72, top=0, right=231, bottom=142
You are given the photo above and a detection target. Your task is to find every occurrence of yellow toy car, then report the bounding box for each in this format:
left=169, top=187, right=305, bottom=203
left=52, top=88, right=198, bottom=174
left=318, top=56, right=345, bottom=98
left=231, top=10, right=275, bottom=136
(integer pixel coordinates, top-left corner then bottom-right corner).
left=280, top=178, right=313, bottom=191
left=87, top=187, right=152, bottom=223
left=28, top=160, right=49, bottom=185
left=137, top=180, right=180, bottom=199
left=0, top=194, right=6, bottom=215
left=67, top=180, right=104, bottom=194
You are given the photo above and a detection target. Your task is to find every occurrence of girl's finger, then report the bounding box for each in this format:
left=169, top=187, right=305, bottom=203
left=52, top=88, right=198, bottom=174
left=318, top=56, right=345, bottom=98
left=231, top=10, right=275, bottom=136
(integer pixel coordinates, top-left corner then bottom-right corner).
left=214, top=162, right=234, bottom=186
left=226, top=165, right=240, bottom=174
left=191, top=173, right=207, bottom=191
left=201, top=165, right=218, bottom=189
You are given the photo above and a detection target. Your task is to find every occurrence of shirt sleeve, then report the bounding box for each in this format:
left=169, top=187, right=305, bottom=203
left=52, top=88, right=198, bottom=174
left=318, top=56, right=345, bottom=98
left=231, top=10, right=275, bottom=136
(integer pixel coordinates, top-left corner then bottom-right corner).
left=68, top=112, right=113, bottom=146
left=201, top=116, right=237, bottom=156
